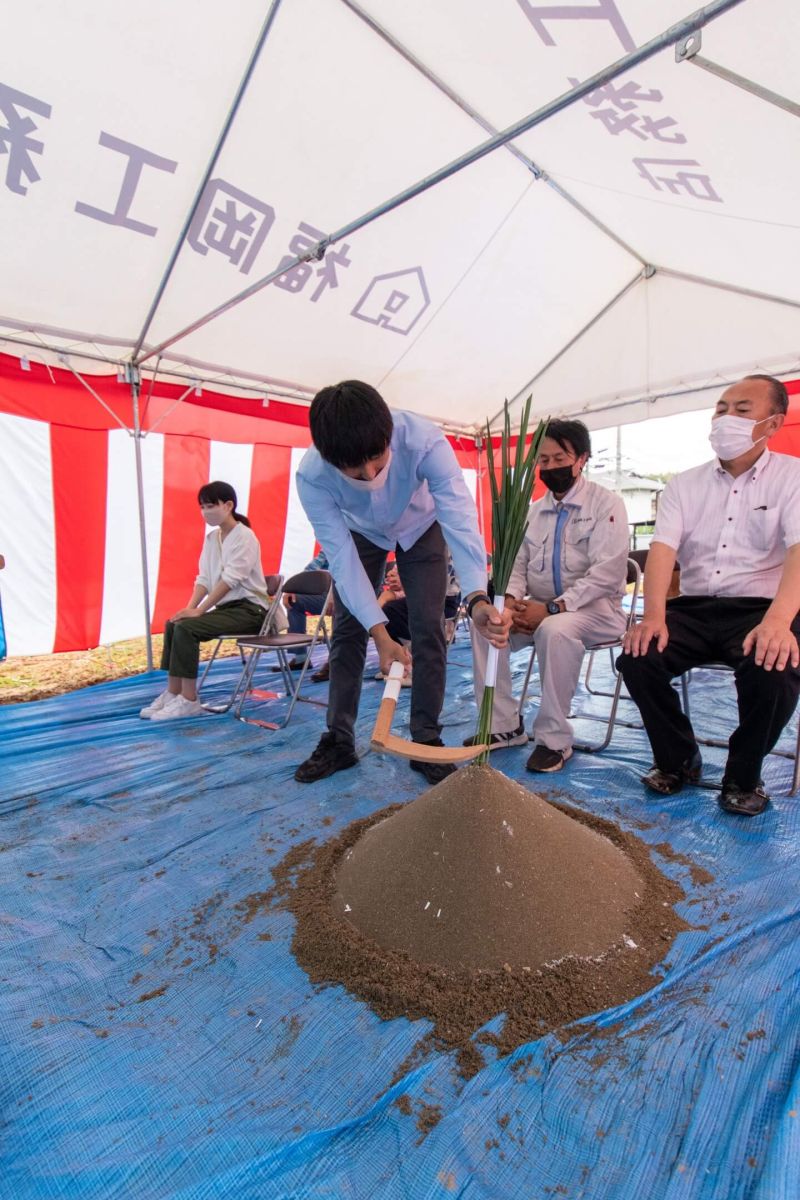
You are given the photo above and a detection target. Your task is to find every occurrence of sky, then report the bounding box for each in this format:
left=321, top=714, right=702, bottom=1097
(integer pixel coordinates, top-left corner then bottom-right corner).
left=590, top=406, right=717, bottom=479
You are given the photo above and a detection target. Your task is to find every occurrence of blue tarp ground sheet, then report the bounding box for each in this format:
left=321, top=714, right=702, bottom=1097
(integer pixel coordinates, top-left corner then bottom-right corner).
left=1, top=640, right=799, bottom=1200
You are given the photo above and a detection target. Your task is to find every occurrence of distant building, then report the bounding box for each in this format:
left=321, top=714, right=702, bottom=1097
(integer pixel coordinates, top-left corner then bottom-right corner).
left=586, top=470, right=664, bottom=525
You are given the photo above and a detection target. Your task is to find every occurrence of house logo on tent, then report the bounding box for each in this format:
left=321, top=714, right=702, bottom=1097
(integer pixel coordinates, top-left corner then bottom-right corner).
left=351, top=267, right=430, bottom=336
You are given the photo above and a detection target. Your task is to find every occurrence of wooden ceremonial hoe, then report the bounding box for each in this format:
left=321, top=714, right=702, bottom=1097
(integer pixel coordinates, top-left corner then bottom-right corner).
left=370, top=661, right=489, bottom=763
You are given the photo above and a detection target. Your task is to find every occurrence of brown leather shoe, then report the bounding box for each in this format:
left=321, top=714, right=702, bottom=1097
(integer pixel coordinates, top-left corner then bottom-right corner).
left=641, top=752, right=702, bottom=795
left=718, top=780, right=770, bottom=817
left=311, top=662, right=330, bottom=683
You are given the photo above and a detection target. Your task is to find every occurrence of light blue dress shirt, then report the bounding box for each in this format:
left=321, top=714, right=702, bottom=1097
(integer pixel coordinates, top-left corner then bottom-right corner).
left=296, top=410, right=487, bottom=631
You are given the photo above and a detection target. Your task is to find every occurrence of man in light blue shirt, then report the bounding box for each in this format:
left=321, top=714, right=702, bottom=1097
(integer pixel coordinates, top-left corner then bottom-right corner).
left=294, top=380, right=509, bottom=785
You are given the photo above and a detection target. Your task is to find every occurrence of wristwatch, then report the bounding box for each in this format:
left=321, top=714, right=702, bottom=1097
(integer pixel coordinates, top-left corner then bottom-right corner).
left=546, top=600, right=562, bottom=615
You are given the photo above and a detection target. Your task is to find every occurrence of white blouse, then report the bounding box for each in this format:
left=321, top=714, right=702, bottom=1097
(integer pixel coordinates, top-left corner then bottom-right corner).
left=195, top=522, right=268, bottom=608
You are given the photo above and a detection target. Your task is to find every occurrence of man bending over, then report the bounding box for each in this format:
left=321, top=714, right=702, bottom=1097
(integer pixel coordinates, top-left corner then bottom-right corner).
left=294, top=380, right=509, bottom=785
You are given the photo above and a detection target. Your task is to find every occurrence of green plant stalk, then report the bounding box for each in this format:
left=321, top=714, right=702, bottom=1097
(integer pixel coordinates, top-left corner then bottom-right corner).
left=475, top=396, right=548, bottom=764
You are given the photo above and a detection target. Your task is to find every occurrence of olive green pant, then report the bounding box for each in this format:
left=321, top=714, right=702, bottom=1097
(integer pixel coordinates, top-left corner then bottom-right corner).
left=160, top=599, right=266, bottom=679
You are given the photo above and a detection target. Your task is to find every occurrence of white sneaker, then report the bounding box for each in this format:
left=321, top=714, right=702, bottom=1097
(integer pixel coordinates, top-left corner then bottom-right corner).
left=150, top=696, right=204, bottom=721
left=140, top=690, right=178, bottom=719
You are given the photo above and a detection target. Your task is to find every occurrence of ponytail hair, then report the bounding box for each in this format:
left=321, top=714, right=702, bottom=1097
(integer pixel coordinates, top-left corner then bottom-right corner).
left=197, top=480, right=251, bottom=527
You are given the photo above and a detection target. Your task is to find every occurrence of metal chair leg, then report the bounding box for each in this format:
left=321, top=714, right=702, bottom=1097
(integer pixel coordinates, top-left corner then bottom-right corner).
left=573, top=667, right=626, bottom=753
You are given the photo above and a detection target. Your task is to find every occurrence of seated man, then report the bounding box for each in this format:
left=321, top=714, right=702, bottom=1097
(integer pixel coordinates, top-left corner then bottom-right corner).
left=376, top=553, right=462, bottom=686
left=620, top=374, right=800, bottom=817
left=469, top=419, right=629, bottom=772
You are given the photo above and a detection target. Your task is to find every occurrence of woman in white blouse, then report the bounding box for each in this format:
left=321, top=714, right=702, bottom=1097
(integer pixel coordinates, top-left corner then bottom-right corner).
left=140, top=481, right=270, bottom=721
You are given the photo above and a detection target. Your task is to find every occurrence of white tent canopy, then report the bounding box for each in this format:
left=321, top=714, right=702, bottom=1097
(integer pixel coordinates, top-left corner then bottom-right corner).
left=2, top=0, right=799, bottom=431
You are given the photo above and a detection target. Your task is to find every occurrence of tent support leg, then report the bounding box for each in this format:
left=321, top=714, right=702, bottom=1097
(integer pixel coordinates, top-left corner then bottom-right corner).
left=129, top=370, right=154, bottom=671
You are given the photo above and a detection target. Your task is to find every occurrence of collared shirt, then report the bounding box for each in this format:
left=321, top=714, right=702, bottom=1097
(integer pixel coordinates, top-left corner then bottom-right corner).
left=653, top=449, right=800, bottom=598
left=507, top=476, right=629, bottom=610
left=296, top=410, right=487, bottom=630
left=195, top=522, right=268, bottom=607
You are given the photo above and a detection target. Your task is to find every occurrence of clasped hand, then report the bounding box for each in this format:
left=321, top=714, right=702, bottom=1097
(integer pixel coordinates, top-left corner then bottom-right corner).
left=506, top=599, right=547, bottom=635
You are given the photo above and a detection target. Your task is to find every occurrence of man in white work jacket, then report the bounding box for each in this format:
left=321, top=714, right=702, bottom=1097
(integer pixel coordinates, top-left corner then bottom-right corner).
left=469, top=419, right=629, bottom=773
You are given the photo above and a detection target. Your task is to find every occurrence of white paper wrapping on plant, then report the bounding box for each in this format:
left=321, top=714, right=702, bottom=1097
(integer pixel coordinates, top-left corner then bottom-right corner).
left=485, top=644, right=499, bottom=689
left=384, top=660, right=404, bottom=702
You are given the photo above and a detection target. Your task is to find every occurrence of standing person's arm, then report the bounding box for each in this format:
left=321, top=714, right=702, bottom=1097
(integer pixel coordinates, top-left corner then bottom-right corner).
left=419, top=437, right=510, bottom=647
left=297, top=476, right=410, bottom=672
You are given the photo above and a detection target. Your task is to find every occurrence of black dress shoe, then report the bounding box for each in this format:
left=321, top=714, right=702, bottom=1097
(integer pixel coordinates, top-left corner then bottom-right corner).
left=719, top=779, right=770, bottom=816
left=294, top=732, right=358, bottom=783
left=641, top=750, right=702, bottom=795
left=409, top=739, right=457, bottom=785
left=271, top=658, right=307, bottom=672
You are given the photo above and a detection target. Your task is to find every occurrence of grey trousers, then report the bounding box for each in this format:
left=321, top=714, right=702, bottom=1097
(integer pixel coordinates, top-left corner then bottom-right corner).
left=328, top=522, right=448, bottom=747
left=471, top=598, right=626, bottom=751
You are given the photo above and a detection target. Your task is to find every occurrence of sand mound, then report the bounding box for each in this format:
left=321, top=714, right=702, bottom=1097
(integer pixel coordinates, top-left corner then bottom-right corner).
left=282, top=765, right=689, bottom=1075
left=334, top=764, right=643, bottom=970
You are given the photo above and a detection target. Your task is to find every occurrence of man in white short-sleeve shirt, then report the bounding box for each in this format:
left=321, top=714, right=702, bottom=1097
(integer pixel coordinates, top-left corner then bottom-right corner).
left=620, top=375, right=800, bottom=817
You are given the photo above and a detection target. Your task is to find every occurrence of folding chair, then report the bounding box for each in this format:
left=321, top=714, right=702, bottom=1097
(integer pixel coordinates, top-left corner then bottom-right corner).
left=232, top=570, right=333, bottom=729
left=583, top=548, right=647, bottom=699
left=678, top=666, right=800, bottom=796
left=445, top=600, right=467, bottom=655
left=198, top=574, right=284, bottom=713
left=516, top=557, right=643, bottom=754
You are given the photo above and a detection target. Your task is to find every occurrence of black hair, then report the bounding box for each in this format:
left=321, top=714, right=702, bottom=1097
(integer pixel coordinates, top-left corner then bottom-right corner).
left=197, top=480, right=251, bottom=527
left=309, top=380, right=393, bottom=469
left=742, top=374, right=789, bottom=415
left=543, top=418, right=592, bottom=460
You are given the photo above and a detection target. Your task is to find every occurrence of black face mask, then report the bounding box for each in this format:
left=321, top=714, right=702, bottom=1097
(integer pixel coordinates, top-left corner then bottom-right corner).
left=539, top=464, right=576, bottom=494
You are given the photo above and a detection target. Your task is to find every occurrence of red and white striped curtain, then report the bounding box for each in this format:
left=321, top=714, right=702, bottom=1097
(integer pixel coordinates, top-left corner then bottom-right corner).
left=0, top=356, right=482, bottom=656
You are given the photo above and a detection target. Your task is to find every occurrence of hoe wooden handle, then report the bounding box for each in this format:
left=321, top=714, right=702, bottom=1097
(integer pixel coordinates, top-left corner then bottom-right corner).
left=370, top=662, right=489, bottom=762
left=371, top=661, right=404, bottom=747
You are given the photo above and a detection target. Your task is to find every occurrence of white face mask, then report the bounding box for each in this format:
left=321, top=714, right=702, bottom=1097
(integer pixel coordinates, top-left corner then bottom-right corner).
left=708, top=414, right=770, bottom=462
left=341, top=449, right=392, bottom=492
left=200, top=503, right=228, bottom=526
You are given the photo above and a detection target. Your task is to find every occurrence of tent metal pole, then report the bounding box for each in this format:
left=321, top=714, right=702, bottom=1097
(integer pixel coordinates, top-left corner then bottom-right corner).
left=144, top=384, right=196, bottom=437
left=338, top=0, right=645, bottom=265
left=677, top=37, right=800, bottom=118
left=655, top=267, right=800, bottom=311
left=571, top=367, right=800, bottom=422
left=131, top=0, right=286, bottom=360
left=59, top=359, right=132, bottom=433
left=490, top=270, right=647, bottom=427
left=136, top=0, right=746, bottom=367
left=129, top=369, right=154, bottom=671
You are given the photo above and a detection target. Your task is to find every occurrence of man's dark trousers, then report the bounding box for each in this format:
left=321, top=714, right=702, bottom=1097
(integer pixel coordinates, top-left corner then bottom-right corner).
left=287, top=593, right=326, bottom=660
left=618, top=596, right=800, bottom=789
left=327, top=522, right=448, bottom=747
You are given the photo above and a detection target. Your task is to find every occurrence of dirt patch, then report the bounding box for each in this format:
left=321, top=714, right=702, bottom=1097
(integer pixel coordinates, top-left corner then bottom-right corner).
left=136, top=985, right=169, bottom=1003
left=652, top=842, right=715, bottom=887
left=277, top=765, right=688, bottom=1077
